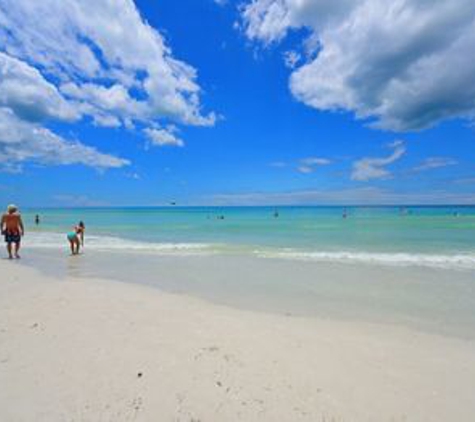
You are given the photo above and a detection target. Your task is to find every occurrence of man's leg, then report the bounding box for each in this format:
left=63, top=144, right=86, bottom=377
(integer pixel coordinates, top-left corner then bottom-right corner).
left=6, top=242, right=13, bottom=259
left=14, top=241, right=20, bottom=259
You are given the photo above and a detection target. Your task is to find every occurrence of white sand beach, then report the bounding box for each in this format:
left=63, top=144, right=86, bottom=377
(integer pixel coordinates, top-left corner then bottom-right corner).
left=1, top=259, right=475, bottom=422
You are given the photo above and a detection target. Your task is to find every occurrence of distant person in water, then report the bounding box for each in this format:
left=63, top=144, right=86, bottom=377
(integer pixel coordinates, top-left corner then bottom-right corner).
left=67, top=221, right=85, bottom=255
left=35, top=214, right=40, bottom=225
left=1, top=204, right=24, bottom=259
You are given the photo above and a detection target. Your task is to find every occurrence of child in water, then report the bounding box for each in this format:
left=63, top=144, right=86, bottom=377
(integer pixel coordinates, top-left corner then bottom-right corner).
left=67, top=221, right=85, bottom=255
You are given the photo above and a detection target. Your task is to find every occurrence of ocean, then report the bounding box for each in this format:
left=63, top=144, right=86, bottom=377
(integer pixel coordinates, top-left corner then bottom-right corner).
left=21, top=205, right=475, bottom=270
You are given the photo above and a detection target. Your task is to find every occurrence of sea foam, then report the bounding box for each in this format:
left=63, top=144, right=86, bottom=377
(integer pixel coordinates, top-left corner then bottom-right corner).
left=24, top=231, right=213, bottom=255
left=255, top=249, right=475, bottom=270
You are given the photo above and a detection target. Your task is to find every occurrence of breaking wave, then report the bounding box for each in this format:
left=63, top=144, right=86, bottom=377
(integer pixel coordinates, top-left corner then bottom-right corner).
left=255, top=249, right=475, bottom=270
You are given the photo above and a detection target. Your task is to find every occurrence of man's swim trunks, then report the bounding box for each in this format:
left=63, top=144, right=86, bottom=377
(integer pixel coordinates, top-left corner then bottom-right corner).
left=4, top=231, right=21, bottom=244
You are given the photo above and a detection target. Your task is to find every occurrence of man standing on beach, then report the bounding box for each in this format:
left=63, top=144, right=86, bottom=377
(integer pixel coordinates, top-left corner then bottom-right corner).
left=1, top=204, right=24, bottom=259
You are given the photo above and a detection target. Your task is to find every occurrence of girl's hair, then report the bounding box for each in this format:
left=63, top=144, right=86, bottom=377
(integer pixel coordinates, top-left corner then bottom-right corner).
left=78, top=221, right=85, bottom=228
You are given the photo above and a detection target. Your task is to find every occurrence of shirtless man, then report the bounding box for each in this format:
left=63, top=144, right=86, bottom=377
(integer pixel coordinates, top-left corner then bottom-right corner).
left=1, top=204, right=24, bottom=259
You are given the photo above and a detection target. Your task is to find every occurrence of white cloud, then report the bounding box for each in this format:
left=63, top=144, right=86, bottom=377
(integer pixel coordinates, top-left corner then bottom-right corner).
left=242, top=0, right=293, bottom=43
left=297, top=165, right=313, bottom=174
left=0, top=108, right=128, bottom=172
left=301, top=157, right=331, bottom=166
left=241, top=0, right=475, bottom=131
left=59, top=82, right=145, bottom=127
left=0, top=0, right=215, bottom=171
left=413, top=157, right=457, bottom=172
left=214, top=0, right=228, bottom=6
left=283, top=50, right=301, bottom=69
left=0, top=0, right=214, bottom=127
left=0, top=52, right=79, bottom=122
left=351, top=141, right=406, bottom=181
left=144, top=127, right=184, bottom=148
left=297, top=156, right=331, bottom=173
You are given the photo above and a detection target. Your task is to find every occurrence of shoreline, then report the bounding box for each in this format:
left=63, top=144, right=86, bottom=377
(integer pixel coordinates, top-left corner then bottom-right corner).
left=1, top=259, right=475, bottom=421
left=22, top=229, right=475, bottom=268
left=19, top=248, right=475, bottom=341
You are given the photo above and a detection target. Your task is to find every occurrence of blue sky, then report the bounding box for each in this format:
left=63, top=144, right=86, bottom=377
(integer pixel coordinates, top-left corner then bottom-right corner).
left=0, top=0, right=475, bottom=206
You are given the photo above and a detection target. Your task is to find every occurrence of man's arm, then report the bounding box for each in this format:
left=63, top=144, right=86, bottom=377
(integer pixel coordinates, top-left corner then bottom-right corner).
left=18, top=215, right=24, bottom=236
left=0, top=214, right=5, bottom=232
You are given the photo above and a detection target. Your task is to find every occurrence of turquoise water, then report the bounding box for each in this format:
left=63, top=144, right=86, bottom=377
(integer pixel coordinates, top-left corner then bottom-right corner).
left=20, top=206, right=475, bottom=268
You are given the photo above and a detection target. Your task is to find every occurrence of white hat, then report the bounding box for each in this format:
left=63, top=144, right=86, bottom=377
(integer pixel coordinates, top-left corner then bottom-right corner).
left=7, top=204, right=18, bottom=213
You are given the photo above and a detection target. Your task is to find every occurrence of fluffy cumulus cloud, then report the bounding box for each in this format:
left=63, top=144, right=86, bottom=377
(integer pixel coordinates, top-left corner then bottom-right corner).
left=351, top=140, right=406, bottom=181
left=241, top=0, right=475, bottom=131
left=0, top=0, right=214, bottom=171
left=0, top=109, right=128, bottom=173
left=0, top=52, right=80, bottom=123
left=144, top=127, right=185, bottom=148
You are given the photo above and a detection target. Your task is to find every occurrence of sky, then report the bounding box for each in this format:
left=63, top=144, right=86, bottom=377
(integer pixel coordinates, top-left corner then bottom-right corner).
left=0, top=0, right=475, bottom=207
